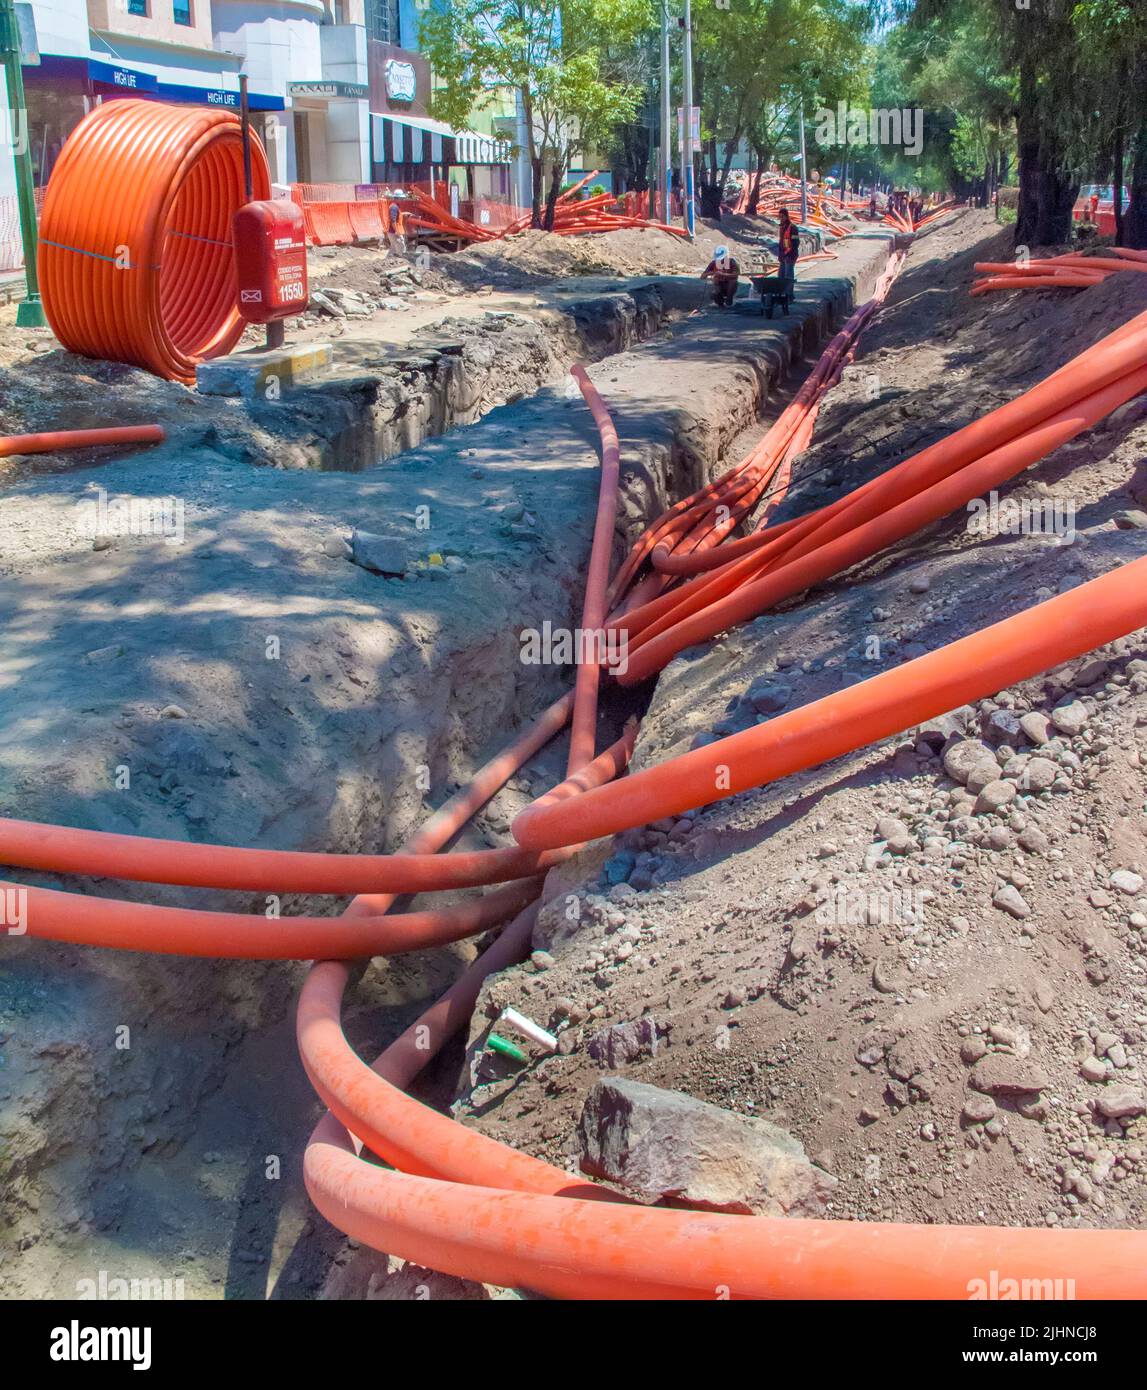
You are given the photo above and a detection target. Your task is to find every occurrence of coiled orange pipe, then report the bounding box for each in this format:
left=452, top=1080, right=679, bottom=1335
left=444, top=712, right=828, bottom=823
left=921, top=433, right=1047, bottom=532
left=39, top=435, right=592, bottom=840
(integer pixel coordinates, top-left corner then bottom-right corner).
left=39, top=100, right=270, bottom=383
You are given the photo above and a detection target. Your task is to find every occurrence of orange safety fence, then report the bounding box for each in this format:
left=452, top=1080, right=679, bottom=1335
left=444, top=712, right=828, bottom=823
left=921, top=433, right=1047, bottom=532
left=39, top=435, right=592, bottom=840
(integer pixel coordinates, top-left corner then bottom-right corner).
left=347, top=200, right=387, bottom=242
left=302, top=201, right=357, bottom=247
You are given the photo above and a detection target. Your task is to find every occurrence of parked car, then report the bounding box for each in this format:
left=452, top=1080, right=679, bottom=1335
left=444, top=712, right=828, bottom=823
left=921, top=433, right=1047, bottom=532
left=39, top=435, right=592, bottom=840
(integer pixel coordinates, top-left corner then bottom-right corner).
left=1072, top=183, right=1132, bottom=236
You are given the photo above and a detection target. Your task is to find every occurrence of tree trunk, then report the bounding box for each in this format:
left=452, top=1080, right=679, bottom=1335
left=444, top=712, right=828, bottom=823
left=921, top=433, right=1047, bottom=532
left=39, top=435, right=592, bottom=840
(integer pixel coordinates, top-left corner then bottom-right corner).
left=1014, top=54, right=1040, bottom=245
left=530, top=156, right=544, bottom=229
left=1126, top=119, right=1147, bottom=249
left=1113, top=109, right=1126, bottom=246
left=747, top=151, right=763, bottom=215
left=543, top=159, right=564, bottom=231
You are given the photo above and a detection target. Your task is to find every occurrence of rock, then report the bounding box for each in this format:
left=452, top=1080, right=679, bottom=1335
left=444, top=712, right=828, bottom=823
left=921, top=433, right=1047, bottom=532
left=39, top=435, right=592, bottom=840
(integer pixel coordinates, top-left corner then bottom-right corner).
left=310, top=289, right=347, bottom=318
left=1020, top=756, right=1059, bottom=793
left=960, top=1037, right=989, bottom=1065
left=943, top=739, right=998, bottom=787
left=1094, top=1089, right=1146, bottom=1120
left=1019, top=825, right=1050, bottom=855
left=1113, top=509, right=1147, bottom=531
left=975, top=779, right=1017, bottom=815
left=915, top=711, right=967, bottom=751
left=158, top=704, right=188, bottom=720
left=1080, top=1056, right=1109, bottom=1083
left=1050, top=700, right=1089, bottom=737
left=1019, top=711, right=1053, bottom=745
left=872, top=957, right=907, bottom=994
left=576, top=1076, right=835, bottom=1217
left=969, top=1053, right=1049, bottom=1096
left=962, top=1095, right=997, bottom=1124
left=983, top=709, right=1023, bottom=744
left=1110, top=869, right=1144, bottom=896
left=351, top=529, right=409, bottom=576
left=746, top=679, right=792, bottom=714
left=585, top=1018, right=665, bottom=1068
left=1071, top=658, right=1110, bottom=689
left=909, top=574, right=931, bottom=594
left=992, top=884, right=1031, bottom=919
left=322, top=534, right=352, bottom=559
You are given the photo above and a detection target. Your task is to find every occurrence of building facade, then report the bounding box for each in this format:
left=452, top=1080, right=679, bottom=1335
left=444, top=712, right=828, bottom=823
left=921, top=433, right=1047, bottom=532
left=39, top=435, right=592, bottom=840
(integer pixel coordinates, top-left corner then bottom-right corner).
left=1, top=0, right=510, bottom=272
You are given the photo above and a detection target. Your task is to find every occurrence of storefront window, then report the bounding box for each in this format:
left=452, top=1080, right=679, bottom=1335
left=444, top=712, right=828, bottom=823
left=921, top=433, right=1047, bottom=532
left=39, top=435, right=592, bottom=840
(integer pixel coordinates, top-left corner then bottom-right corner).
left=173, top=0, right=192, bottom=24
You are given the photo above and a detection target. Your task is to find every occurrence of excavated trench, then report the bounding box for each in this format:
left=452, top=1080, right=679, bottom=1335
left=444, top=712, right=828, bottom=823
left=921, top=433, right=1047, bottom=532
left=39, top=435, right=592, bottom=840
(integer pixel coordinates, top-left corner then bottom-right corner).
left=0, top=241, right=890, bottom=1298
left=283, top=284, right=673, bottom=471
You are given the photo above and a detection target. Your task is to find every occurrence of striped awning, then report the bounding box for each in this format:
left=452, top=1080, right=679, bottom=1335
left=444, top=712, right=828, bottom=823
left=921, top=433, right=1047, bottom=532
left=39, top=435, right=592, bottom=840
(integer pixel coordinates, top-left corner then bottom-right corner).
left=371, top=111, right=510, bottom=167
left=371, top=112, right=446, bottom=165
left=454, top=130, right=511, bottom=165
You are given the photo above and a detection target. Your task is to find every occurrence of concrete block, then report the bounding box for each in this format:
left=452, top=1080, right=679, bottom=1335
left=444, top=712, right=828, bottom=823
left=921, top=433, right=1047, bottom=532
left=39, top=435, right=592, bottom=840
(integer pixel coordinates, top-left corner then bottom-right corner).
left=196, top=342, right=333, bottom=400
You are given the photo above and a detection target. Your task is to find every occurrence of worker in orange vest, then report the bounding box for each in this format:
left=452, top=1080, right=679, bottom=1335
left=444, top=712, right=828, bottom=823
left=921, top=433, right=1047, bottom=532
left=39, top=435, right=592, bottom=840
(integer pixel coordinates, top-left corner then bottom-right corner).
left=387, top=198, right=407, bottom=256
left=778, top=208, right=799, bottom=289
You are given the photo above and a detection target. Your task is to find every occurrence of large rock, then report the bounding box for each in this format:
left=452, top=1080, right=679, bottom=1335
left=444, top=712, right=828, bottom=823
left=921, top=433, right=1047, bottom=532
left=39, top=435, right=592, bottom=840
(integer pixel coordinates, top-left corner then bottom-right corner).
left=351, top=528, right=409, bottom=576
left=576, top=1077, right=834, bottom=1216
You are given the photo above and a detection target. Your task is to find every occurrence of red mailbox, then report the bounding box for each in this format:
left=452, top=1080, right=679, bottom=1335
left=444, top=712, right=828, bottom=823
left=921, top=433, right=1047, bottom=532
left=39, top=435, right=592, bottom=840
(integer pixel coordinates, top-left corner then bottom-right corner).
left=232, top=200, right=308, bottom=324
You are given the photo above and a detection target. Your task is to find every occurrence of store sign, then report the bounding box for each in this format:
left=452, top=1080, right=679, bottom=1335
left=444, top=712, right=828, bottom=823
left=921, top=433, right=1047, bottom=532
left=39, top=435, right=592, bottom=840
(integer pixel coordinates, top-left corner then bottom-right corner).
left=384, top=60, right=416, bottom=102
left=88, top=59, right=157, bottom=92
left=289, top=82, right=368, bottom=101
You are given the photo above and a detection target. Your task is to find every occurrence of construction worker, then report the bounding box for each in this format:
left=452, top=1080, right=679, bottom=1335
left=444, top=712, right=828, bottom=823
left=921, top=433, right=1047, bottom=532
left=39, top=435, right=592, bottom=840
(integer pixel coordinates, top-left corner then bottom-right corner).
left=701, top=244, right=740, bottom=307
left=777, top=208, right=799, bottom=290
left=386, top=197, right=407, bottom=256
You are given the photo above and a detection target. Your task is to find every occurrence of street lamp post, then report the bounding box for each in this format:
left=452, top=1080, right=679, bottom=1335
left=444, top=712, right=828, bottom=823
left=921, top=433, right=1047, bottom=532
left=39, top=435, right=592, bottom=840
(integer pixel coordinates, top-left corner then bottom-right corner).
left=799, top=93, right=808, bottom=225
left=681, top=0, right=695, bottom=239
left=660, top=1, right=671, bottom=223
left=0, top=0, right=46, bottom=327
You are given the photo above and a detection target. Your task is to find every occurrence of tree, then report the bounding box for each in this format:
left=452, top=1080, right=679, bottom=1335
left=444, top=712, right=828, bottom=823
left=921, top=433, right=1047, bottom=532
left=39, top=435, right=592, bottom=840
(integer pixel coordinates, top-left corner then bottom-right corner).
left=420, top=0, right=651, bottom=228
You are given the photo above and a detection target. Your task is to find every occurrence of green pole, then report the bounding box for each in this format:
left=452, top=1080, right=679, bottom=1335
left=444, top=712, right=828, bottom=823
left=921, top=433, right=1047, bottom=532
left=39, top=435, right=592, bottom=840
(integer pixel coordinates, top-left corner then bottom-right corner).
left=0, top=0, right=47, bottom=327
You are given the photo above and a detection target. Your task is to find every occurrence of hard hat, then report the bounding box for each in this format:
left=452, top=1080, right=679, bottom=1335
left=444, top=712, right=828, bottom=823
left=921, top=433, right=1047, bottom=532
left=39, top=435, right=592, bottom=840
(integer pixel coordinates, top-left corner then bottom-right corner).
left=714, top=245, right=729, bottom=260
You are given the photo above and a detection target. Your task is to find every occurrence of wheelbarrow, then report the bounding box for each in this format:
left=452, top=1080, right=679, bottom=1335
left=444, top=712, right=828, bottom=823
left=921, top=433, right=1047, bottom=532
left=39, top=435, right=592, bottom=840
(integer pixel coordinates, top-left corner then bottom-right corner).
left=750, top=274, right=792, bottom=318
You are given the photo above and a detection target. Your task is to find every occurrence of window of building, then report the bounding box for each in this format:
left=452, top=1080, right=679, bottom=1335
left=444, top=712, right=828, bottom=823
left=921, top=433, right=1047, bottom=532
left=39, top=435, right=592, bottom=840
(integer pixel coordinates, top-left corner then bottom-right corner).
left=127, top=0, right=147, bottom=14
left=173, top=0, right=192, bottom=25
left=365, top=0, right=400, bottom=45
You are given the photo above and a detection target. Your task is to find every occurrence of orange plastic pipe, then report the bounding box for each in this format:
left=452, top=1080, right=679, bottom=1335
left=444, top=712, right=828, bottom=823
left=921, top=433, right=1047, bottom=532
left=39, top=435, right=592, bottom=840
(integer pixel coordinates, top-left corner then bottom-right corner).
left=11, top=875, right=542, bottom=959
left=566, top=365, right=620, bottom=774
left=39, top=100, right=270, bottom=383
left=0, top=426, right=164, bottom=457
left=514, top=552, right=1147, bottom=849
left=304, top=1136, right=1146, bottom=1300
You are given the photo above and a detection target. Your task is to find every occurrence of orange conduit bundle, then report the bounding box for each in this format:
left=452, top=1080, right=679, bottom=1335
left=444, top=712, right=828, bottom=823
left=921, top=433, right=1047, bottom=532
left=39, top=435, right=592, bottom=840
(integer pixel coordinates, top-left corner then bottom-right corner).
left=9, top=236, right=1147, bottom=1295
left=971, top=249, right=1147, bottom=295
left=39, top=100, right=271, bottom=383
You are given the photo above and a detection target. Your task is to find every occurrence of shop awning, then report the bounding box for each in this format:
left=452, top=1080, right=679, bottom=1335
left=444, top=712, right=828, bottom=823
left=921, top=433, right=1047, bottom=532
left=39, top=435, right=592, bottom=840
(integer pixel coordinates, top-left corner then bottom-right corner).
left=371, top=110, right=510, bottom=166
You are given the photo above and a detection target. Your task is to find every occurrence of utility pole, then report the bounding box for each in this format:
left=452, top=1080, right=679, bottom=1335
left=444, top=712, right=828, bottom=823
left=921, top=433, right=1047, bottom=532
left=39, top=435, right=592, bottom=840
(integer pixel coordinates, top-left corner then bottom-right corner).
left=659, top=1, right=671, bottom=224
left=680, top=0, right=695, bottom=240
left=0, top=0, right=46, bottom=327
left=798, top=93, right=808, bottom=226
